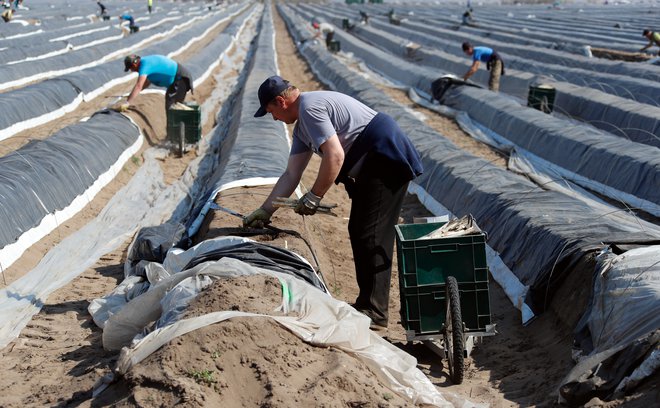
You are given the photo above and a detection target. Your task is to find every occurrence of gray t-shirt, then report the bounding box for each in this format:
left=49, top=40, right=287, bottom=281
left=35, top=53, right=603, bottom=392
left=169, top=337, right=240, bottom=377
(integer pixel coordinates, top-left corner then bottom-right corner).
left=291, top=91, right=376, bottom=157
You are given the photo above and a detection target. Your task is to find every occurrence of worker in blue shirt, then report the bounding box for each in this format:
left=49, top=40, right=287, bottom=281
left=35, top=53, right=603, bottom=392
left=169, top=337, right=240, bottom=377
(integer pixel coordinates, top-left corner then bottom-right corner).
left=120, top=13, right=139, bottom=33
left=462, top=42, right=504, bottom=92
left=113, top=54, right=193, bottom=112
left=245, top=76, right=423, bottom=331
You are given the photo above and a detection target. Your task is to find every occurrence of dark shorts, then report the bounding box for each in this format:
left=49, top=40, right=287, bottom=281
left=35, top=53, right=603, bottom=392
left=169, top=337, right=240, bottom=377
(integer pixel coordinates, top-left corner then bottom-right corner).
left=165, top=64, right=194, bottom=109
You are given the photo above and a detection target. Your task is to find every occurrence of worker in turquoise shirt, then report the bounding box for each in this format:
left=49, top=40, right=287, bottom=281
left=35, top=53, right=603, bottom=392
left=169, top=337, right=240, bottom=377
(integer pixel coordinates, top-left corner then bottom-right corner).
left=114, top=54, right=194, bottom=112
left=119, top=13, right=139, bottom=33
left=461, top=41, right=504, bottom=92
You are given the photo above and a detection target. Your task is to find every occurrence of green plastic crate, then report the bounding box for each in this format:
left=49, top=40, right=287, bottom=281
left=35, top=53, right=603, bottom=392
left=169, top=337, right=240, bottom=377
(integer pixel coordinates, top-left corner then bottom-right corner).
left=395, top=221, right=491, bottom=336
left=167, top=102, right=201, bottom=144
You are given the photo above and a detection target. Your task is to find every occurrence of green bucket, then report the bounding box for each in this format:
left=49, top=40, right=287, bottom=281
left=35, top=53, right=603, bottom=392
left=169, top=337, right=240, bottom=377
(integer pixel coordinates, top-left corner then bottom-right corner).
left=328, top=40, right=341, bottom=53
left=527, top=84, right=556, bottom=114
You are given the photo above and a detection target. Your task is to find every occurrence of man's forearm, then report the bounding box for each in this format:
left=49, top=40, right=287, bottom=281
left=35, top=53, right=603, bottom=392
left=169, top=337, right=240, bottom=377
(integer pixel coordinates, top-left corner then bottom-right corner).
left=261, top=172, right=299, bottom=214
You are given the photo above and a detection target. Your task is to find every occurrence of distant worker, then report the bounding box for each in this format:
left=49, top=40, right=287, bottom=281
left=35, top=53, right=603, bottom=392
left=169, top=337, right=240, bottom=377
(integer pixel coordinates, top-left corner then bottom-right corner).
left=359, top=10, right=369, bottom=24
left=120, top=13, right=139, bottom=33
left=462, top=41, right=505, bottom=92
left=462, top=8, right=475, bottom=26
left=148, top=0, right=152, bottom=14
left=97, top=1, right=108, bottom=19
left=312, top=21, right=335, bottom=49
left=113, top=54, right=194, bottom=113
left=640, top=29, right=660, bottom=55
left=245, top=76, right=423, bottom=331
left=1, top=7, right=12, bottom=22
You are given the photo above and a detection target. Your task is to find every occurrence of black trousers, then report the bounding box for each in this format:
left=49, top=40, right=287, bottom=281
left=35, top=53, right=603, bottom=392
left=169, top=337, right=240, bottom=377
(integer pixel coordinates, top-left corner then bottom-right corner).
left=325, top=31, right=334, bottom=48
left=165, top=64, right=193, bottom=110
left=345, top=153, right=409, bottom=325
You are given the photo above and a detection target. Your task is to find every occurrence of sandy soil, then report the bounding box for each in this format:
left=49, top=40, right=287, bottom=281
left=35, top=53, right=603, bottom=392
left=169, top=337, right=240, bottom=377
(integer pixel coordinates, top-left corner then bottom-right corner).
left=0, top=4, right=656, bottom=408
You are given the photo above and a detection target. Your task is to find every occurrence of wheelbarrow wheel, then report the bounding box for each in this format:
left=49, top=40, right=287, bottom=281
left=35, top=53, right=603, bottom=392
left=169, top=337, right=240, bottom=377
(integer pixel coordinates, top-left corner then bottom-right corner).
left=444, top=276, right=464, bottom=384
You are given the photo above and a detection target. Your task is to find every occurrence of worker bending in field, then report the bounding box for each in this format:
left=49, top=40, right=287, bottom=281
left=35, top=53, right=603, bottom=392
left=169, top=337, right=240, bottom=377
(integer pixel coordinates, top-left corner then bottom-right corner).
left=120, top=13, right=139, bottom=33
left=113, top=54, right=193, bottom=113
left=244, top=76, right=423, bottom=330
left=312, top=21, right=335, bottom=49
left=640, top=29, right=660, bottom=55
left=461, top=41, right=504, bottom=92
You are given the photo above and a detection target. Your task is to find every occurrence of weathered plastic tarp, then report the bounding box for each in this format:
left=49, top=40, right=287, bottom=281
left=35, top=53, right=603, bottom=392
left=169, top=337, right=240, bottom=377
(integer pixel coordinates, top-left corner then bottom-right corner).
left=559, top=245, right=660, bottom=405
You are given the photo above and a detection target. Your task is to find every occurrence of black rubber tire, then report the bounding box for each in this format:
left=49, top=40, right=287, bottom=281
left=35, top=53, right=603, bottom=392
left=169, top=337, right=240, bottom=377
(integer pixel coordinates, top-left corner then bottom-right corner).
left=444, top=276, right=465, bottom=384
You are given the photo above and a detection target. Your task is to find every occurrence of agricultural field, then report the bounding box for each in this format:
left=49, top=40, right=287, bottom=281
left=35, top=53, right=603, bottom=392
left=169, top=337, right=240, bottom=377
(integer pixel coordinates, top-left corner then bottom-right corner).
left=0, top=0, right=658, bottom=407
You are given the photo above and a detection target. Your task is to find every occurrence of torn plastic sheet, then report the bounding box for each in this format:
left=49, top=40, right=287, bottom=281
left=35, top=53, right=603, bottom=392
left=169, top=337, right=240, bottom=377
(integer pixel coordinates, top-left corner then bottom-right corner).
left=557, top=246, right=660, bottom=404
left=93, top=236, right=326, bottom=344
left=111, top=255, right=482, bottom=407
left=581, top=246, right=660, bottom=354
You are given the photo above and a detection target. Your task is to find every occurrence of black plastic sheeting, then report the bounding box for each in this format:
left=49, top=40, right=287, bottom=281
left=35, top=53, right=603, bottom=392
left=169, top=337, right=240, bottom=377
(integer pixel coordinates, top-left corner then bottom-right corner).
left=128, top=223, right=187, bottom=269
left=441, top=87, right=660, bottom=208
left=298, top=4, right=660, bottom=143
left=278, top=4, right=660, bottom=315
left=0, top=4, right=245, bottom=138
left=343, top=4, right=644, bottom=54
left=0, top=111, right=138, bottom=250
left=288, top=5, right=660, bottom=211
left=0, top=7, right=214, bottom=87
left=311, top=4, right=660, bottom=106
left=183, top=242, right=327, bottom=293
left=186, top=4, right=291, bottom=234
left=333, top=6, right=660, bottom=83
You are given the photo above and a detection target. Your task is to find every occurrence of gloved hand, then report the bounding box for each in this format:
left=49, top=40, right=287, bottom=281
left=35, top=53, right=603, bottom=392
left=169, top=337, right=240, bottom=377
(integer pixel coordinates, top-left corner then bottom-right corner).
left=294, top=191, right=323, bottom=216
left=243, top=207, right=272, bottom=228
left=112, top=103, right=130, bottom=113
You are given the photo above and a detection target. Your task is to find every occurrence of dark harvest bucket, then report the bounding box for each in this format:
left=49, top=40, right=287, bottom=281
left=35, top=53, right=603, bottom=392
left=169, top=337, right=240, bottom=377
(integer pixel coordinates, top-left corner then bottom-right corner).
left=527, top=84, right=556, bottom=114
left=328, top=40, right=341, bottom=53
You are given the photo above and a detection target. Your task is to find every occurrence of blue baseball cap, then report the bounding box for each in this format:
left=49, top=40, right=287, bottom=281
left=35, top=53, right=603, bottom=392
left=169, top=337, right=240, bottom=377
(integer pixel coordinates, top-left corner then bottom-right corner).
left=254, top=75, right=290, bottom=117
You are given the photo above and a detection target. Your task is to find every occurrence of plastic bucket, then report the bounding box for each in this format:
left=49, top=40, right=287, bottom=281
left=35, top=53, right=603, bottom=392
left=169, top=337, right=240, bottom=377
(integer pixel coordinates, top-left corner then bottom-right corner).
left=527, top=84, right=556, bottom=114
left=328, top=40, right=341, bottom=53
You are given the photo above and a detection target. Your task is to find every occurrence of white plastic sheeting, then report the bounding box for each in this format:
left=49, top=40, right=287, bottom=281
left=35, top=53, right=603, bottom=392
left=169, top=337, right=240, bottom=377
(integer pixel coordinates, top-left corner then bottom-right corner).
left=109, top=240, right=482, bottom=408
left=585, top=246, right=660, bottom=354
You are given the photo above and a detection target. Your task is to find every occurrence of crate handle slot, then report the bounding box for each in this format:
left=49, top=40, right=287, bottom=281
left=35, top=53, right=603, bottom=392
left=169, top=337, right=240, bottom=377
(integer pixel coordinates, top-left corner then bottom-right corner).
left=430, top=244, right=458, bottom=253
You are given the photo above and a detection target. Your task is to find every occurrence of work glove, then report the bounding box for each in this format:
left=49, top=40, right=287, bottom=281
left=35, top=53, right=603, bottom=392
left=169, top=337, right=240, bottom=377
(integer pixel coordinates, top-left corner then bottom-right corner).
left=294, top=191, right=322, bottom=216
left=243, top=207, right=272, bottom=228
left=112, top=103, right=130, bottom=113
